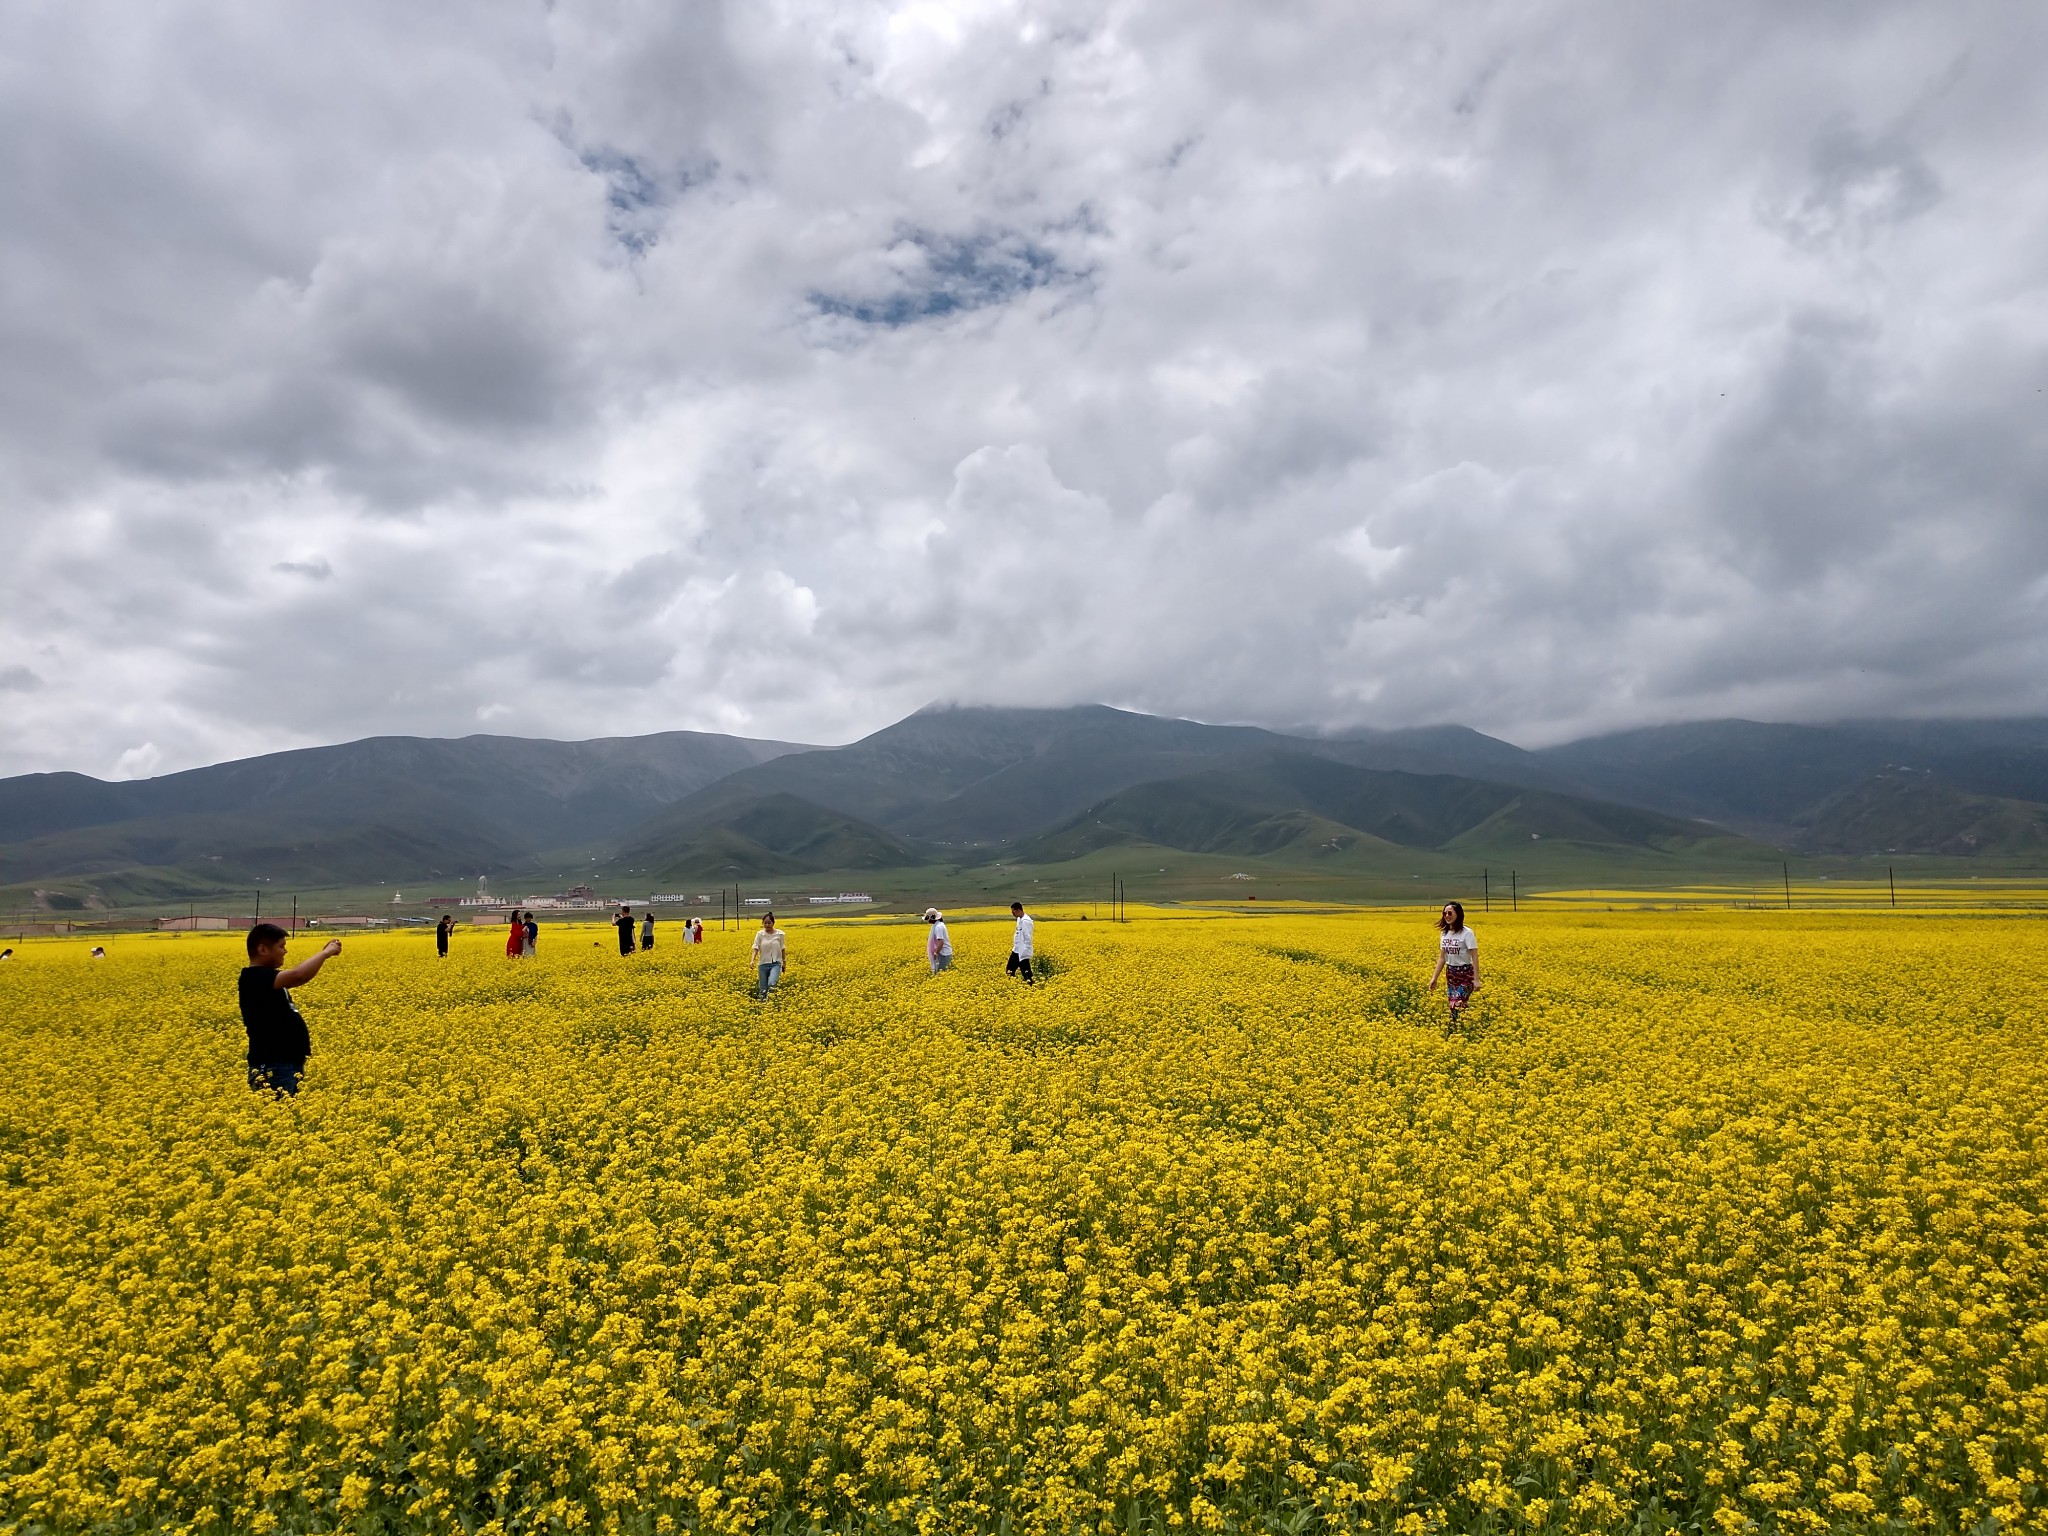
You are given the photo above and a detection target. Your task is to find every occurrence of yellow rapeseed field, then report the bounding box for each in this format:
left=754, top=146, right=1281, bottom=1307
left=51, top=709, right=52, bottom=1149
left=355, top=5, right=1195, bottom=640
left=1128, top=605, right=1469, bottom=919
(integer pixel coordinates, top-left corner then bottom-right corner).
left=1, top=907, right=2044, bottom=1535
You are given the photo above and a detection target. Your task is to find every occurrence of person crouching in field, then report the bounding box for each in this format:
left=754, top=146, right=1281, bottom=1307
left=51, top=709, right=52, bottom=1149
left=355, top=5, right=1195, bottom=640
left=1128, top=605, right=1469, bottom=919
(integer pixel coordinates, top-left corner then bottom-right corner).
left=1427, top=901, right=1479, bottom=1025
left=924, top=908, right=952, bottom=973
left=240, top=921, right=340, bottom=1095
left=1006, top=901, right=1035, bottom=985
left=751, top=912, right=785, bottom=998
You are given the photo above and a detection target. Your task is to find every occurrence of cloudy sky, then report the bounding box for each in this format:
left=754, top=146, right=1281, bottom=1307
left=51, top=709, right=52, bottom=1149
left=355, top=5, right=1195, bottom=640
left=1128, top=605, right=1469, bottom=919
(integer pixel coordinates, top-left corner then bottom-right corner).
left=2, top=0, right=2044, bottom=778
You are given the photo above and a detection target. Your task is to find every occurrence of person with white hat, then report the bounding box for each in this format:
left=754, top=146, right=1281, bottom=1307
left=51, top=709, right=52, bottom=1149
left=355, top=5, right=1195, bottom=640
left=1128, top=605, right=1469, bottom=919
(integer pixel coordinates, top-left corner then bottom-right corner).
left=924, top=908, right=953, bottom=973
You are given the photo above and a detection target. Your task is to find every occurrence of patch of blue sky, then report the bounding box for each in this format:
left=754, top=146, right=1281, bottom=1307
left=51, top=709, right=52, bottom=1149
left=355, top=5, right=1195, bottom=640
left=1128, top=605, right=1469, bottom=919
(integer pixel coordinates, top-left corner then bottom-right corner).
left=578, top=146, right=714, bottom=256
left=810, top=228, right=1082, bottom=327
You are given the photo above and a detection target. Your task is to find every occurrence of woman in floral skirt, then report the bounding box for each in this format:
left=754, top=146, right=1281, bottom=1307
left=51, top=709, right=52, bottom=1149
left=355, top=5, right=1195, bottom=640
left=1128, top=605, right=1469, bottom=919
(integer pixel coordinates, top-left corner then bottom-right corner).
left=1427, top=900, right=1479, bottom=1025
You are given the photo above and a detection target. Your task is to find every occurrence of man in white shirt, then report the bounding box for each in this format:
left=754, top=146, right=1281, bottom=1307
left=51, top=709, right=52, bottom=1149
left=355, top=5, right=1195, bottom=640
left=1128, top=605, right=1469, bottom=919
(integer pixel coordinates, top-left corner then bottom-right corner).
left=924, top=908, right=953, bottom=973
left=1006, top=901, right=1035, bottom=986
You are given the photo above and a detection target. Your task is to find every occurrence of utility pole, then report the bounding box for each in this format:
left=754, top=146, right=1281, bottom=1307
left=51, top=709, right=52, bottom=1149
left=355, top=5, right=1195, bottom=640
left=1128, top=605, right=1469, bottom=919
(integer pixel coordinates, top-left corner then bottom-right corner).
left=254, top=890, right=261, bottom=923
left=1483, top=869, right=1489, bottom=912
left=1511, top=870, right=1517, bottom=912
left=1889, top=866, right=1896, bottom=909
left=1783, top=863, right=1792, bottom=910
left=721, top=889, right=727, bottom=931
left=291, top=895, right=298, bottom=934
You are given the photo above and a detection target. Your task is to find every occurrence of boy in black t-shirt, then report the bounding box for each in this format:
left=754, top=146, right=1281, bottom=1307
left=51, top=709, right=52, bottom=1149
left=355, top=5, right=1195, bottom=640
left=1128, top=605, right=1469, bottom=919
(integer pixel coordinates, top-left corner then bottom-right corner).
left=239, top=921, right=341, bottom=1095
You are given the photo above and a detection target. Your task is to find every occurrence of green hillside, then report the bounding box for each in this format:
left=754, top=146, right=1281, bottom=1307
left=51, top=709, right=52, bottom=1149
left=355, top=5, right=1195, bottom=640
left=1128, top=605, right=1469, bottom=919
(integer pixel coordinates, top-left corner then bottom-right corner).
left=1538, top=717, right=2048, bottom=840
left=0, top=810, right=538, bottom=890
left=1795, top=771, right=2048, bottom=856
left=0, top=729, right=815, bottom=898
left=1009, top=777, right=1413, bottom=863
left=1010, top=754, right=1764, bottom=867
left=649, top=704, right=1565, bottom=848
left=614, top=793, right=930, bottom=883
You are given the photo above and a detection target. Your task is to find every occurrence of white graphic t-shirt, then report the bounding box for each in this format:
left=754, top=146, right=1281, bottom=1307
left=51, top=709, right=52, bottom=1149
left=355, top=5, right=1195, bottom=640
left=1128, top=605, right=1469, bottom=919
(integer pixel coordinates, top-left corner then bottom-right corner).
left=1439, top=927, right=1477, bottom=968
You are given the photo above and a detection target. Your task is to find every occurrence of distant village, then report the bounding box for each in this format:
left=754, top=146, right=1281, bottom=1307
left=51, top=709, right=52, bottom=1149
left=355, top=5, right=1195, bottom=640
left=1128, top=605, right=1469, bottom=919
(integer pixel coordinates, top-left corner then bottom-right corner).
left=430, top=878, right=873, bottom=917
left=143, top=876, right=877, bottom=932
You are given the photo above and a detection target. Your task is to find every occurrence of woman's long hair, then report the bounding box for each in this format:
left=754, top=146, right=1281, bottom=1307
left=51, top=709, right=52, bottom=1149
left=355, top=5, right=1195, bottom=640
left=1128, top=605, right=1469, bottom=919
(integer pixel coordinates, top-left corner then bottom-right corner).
left=1437, top=901, right=1466, bottom=933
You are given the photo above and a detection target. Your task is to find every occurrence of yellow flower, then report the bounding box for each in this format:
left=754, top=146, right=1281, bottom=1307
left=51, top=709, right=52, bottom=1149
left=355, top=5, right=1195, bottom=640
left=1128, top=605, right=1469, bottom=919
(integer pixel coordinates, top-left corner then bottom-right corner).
left=0, top=909, right=2042, bottom=1532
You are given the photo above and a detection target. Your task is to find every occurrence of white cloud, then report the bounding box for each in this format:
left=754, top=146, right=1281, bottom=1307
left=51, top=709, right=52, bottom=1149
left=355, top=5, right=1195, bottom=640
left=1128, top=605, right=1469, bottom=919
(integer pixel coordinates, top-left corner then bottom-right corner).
left=1, top=0, right=2045, bottom=774
left=112, top=742, right=163, bottom=780
left=1336, top=528, right=1402, bottom=582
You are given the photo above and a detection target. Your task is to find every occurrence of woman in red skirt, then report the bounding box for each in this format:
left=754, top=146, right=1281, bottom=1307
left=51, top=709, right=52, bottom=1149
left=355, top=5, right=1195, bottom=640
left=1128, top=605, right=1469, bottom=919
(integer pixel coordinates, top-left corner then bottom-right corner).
left=1427, top=900, right=1479, bottom=1026
left=505, top=909, right=524, bottom=959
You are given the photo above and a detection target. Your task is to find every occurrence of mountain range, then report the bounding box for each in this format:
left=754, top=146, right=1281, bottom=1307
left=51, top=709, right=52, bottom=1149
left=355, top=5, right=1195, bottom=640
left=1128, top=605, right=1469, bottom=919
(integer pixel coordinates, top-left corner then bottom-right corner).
left=6, top=706, right=2048, bottom=904
left=0, top=731, right=809, bottom=898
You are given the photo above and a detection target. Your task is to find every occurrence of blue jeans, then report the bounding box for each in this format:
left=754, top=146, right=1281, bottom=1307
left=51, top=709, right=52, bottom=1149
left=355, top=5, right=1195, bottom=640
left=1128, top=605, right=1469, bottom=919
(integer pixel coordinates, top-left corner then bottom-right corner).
left=249, top=1061, right=304, bottom=1095
left=930, top=952, right=952, bottom=973
left=756, top=961, right=782, bottom=997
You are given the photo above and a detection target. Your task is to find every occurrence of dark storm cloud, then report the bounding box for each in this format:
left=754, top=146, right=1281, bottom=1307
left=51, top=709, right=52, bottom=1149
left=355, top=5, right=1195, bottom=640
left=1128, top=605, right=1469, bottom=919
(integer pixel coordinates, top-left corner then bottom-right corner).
left=1, top=0, right=2044, bottom=776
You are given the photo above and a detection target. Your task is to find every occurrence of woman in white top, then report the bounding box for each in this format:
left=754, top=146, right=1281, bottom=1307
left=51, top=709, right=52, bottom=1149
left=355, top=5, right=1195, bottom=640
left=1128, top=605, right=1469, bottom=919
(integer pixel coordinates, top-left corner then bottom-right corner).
left=750, top=912, right=786, bottom=998
left=924, top=908, right=953, bottom=973
left=1426, top=901, right=1479, bottom=1024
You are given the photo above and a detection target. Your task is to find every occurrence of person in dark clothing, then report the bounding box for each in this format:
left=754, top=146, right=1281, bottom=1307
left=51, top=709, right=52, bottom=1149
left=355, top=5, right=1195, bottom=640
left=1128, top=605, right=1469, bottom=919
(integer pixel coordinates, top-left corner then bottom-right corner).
left=436, top=914, right=452, bottom=957
left=615, top=906, right=636, bottom=956
left=239, top=921, right=340, bottom=1095
left=640, top=910, right=654, bottom=951
left=524, top=911, right=539, bottom=956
